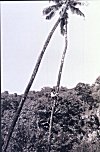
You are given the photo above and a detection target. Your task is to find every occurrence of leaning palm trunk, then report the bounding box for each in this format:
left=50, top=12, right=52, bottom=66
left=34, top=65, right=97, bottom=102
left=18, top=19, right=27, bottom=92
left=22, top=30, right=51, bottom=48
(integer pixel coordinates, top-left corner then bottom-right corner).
left=3, top=18, right=60, bottom=152
left=48, top=21, right=67, bottom=152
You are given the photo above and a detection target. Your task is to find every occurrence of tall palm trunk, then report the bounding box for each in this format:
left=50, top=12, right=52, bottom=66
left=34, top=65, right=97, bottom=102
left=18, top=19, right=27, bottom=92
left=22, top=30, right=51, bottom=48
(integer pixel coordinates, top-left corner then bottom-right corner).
left=3, top=18, right=60, bottom=152
left=48, top=21, right=67, bottom=152
left=56, top=25, right=67, bottom=91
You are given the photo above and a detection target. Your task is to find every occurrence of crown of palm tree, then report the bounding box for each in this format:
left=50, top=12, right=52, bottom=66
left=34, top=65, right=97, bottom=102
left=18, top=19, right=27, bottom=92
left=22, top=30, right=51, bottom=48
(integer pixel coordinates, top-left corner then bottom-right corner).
left=43, top=0, right=85, bottom=35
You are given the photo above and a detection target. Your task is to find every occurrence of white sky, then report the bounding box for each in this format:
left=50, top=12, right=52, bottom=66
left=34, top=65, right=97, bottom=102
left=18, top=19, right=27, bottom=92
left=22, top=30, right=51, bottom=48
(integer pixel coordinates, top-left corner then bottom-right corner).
left=1, top=1, right=100, bottom=94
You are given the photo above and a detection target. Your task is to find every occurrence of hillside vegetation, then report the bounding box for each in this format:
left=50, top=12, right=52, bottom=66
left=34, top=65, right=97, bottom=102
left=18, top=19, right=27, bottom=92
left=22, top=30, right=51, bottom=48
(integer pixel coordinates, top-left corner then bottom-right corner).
left=1, top=76, right=100, bottom=152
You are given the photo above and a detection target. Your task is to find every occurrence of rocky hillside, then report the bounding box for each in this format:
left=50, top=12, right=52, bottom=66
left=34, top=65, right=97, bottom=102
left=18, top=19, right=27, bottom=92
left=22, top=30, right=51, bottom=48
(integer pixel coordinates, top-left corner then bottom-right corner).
left=1, top=76, right=100, bottom=152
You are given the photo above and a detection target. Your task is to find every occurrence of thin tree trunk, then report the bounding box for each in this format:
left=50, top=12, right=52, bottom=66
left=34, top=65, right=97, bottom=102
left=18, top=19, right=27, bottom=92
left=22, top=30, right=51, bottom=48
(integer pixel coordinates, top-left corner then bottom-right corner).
left=56, top=26, right=67, bottom=91
left=48, top=21, right=67, bottom=152
left=48, top=99, right=56, bottom=152
left=3, top=18, right=60, bottom=152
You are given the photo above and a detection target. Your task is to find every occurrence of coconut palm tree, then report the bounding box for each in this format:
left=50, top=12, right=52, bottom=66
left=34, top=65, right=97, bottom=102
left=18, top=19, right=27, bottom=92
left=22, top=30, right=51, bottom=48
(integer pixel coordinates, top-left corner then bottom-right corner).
left=3, top=1, right=85, bottom=151
left=45, top=0, right=85, bottom=151
left=47, top=18, right=68, bottom=152
left=3, top=1, right=68, bottom=152
left=3, top=20, right=61, bottom=152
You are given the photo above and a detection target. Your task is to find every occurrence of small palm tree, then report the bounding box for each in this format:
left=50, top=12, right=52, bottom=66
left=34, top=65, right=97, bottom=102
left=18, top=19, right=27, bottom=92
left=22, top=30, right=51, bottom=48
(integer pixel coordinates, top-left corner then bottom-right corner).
left=43, top=0, right=85, bottom=151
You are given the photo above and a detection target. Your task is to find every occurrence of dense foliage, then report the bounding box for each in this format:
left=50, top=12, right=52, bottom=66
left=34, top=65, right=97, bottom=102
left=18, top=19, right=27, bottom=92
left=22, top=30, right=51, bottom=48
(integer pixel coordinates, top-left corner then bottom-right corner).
left=1, top=77, right=100, bottom=152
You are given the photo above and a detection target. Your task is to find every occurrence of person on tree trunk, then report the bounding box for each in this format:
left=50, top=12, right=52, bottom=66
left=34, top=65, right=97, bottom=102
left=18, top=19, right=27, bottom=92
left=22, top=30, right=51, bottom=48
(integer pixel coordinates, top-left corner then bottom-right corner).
left=51, top=88, right=59, bottom=100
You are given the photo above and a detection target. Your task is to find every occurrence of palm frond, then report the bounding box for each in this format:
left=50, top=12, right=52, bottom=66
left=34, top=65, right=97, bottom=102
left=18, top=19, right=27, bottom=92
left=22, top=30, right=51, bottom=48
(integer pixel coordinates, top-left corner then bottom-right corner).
left=52, top=3, right=62, bottom=10
left=46, top=11, right=55, bottom=20
left=60, top=18, right=65, bottom=35
left=69, top=1, right=82, bottom=6
left=43, top=7, right=52, bottom=15
left=72, top=1, right=86, bottom=6
left=60, top=12, right=68, bottom=35
left=43, top=4, right=62, bottom=16
left=43, top=7, right=53, bottom=15
left=69, top=5, right=85, bottom=17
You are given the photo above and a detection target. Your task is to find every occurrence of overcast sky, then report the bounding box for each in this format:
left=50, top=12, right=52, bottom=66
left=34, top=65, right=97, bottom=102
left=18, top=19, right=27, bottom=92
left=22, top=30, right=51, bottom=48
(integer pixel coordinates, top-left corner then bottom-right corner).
left=1, top=1, right=100, bottom=94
